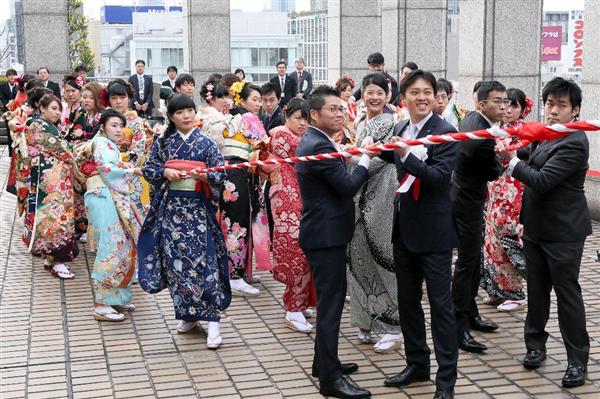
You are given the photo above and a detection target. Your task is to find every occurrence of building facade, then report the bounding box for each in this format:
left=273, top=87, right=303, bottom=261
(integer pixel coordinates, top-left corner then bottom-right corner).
left=288, top=10, right=328, bottom=83
left=230, top=10, right=299, bottom=83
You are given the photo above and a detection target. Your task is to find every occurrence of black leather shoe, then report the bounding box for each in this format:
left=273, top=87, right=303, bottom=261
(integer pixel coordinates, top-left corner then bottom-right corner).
left=561, top=363, right=586, bottom=387
left=470, top=316, right=499, bottom=332
left=522, top=349, right=546, bottom=369
left=433, top=389, right=454, bottom=399
left=319, top=376, right=371, bottom=398
left=383, top=365, right=430, bottom=387
left=312, top=363, right=359, bottom=378
left=459, top=331, right=487, bottom=353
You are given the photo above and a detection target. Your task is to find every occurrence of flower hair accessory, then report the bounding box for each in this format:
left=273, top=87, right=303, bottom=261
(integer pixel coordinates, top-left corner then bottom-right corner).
left=230, top=81, right=245, bottom=106
left=75, top=75, right=87, bottom=89
left=99, top=87, right=109, bottom=108
left=336, top=75, right=356, bottom=90
left=522, top=97, right=534, bottom=119
left=205, top=83, right=214, bottom=101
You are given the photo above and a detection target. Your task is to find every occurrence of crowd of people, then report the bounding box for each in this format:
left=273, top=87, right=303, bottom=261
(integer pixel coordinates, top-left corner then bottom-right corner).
left=0, top=51, right=592, bottom=399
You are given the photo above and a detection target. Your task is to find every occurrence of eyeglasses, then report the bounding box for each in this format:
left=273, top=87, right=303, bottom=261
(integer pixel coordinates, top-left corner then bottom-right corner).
left=321, top=105, right=345, bottom=113
left=482, top=99, right=511, bottom=106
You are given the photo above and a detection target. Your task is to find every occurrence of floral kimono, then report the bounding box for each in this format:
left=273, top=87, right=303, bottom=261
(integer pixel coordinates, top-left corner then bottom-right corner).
left=22, top=118, right=79, bottom=263
left=60, top=102, right=81, bottom=140
left=138, top=128, right=231, bottom=322
left=4, top=100, right=32, bottom=201
left=220, top=110, right=271, bottom=280
left=119, top=110, right=152, bottom=206
left=75, top=135, right=145, bottom=306
left=66, top=108, right=102, bottom=236
left=269, top=126, right=316, bottom=311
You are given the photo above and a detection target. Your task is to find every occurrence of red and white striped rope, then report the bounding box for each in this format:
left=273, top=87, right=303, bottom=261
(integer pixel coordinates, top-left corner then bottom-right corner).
left=195, top=120, right=600, bottom=173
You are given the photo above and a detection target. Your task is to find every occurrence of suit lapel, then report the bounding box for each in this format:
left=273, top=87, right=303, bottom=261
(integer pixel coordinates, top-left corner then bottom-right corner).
left=529, top=136, right=567, bottom=165
left=416, top=114, right=438, bottom=139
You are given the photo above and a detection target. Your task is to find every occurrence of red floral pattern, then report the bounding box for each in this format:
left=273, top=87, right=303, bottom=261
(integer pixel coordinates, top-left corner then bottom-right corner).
left=269, top=127, right=316, bottom=311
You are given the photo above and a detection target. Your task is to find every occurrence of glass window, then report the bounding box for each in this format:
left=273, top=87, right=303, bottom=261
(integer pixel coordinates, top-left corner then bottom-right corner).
left=269, top=48, right=278, bottom=66
left=251, top=48, right=258, bottom=66
left=279, top=48, right=288, bottom=62
left=259, top=48, right=268, bottom=66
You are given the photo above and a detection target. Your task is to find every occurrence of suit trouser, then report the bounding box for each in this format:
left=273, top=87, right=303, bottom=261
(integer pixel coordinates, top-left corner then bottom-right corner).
left=303, top=245, right=347, bottom=383
left=523, top=238, right=589, bottom=367
left=451, top=184, right=486, bottom=334
left=393, top=243, right=458, bottom=390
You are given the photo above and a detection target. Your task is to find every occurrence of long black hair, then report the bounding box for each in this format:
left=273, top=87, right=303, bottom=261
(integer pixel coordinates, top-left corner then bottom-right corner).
left=160, top=94, right=197, bottom=148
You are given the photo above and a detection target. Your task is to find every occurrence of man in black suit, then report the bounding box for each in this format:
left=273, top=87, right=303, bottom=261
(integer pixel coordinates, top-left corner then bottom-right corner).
left=259, top=82, right=285, bottom=132
left=270, top=60, right=297, bottom=108
left=352, top=52, right=399, bottom=106
left=37, top=66, right=61, bottom=98
left=1, top=69, right=18, bottom=155
left=0, top=69, right=18, bottom=113
left=497, top=77, right=591, bottom=388
left=296, top=86, right=374, bottom=399
left=128, top=59, right=154, bottom=117
left=451, top=80, right=506, bottom=354
left=160, top=65, right=178, bottom=100
left=289, top=57, right=313, bottom=100
left=380, top=70, right=458, bottom=399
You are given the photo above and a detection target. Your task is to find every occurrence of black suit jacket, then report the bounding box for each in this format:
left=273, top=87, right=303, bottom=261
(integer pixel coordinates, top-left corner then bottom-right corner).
left=128, top=74, right=154, bottom=113
left=258, top=106, right=285, bottom=133
left=513, top=131, right=592, bottom=242
left=381, top=114, right=459, bottom=253
left=289, top=70, right=313, bottom=99
left=270, top=74, right=298, bottom=107
left=452, top=111, right=502, bottom=197
left=161, top=79, right=176, bottom=91
left=46, top=80, right=61, bottom=98
left=296, top=127, right=368, bottom=249
left=0, top=82, right=17, bottom=112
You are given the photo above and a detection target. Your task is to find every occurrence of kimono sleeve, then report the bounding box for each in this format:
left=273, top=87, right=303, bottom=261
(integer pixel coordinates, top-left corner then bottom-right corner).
left=203, top=136, right=226, bottom=199
left=94, top=139, right=134, bottom=195
left=142, top=138, right=166, bottom=187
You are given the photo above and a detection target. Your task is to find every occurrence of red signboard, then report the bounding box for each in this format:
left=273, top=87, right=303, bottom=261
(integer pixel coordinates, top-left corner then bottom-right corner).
left=541, top=26, right=562, bottom=61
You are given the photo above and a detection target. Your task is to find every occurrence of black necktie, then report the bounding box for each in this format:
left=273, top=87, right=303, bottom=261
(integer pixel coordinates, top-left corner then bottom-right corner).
left=264, top=114, right=271, bottom=127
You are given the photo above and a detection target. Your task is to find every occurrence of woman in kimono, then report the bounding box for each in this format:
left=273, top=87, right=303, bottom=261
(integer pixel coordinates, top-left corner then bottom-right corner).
left=138, top=94, right=230, bottom=349
left=75, top=109, right=145, bottom=321
left=480, top=89, right=532, bottom=312
left=70, top=82, right=105, bottom=239
left=23, top=94, right=79, bottom=278
left=107, top=78, right=152, bottom=207
left=348, top=73, right=403, bottom=352
left=196, top=79, right=235, bottom=152
left=334, top=76, right=357, bottom=145
left=220, top=82, right=271, bottom=297
left=269, top=98, right=316, bottom=333
left=60, top=75, right=84, bottom=143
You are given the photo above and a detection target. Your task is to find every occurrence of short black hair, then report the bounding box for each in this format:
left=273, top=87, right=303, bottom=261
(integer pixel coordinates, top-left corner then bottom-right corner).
left=234, top=68, right=245, bottom=79
left=37, top=66, right=49, bottom=74
left=175, top=73, right=195, bottom=89
left=208, top=73, right=223, bottom=83
left=276, top=60, right=287, bottom=68
left=472, top=80, right=484, bottom=94
left=107, top=78, right=134, bottom=98
left=63, top=74, right=82, bottom=90
left=542, top=77, right=581, bottom=111
left=361, top=72, right=389, bottom=94
left=6, top=69, right=17, bottom=77
left=167, top=65, right=178, bottom=74
left=506, top=88, right=527, bottom=111
left=367, top=52, right=385, bottom=66
left=309, top=85, right=339, bottom=112
left=436, top=78, right=453, bottom=97
left=477, top=80, right=506, bottom=102
left=74, top=65, right=87, bottom=73
left=399, top=70, right=437, bottom=95
left=135, top=59, right=145, bottom=66
left=260, top=82, right=281, bottom=99
left=401, top=61, right=418, bottom=71
left=285, top=98, right=309, bottom=120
